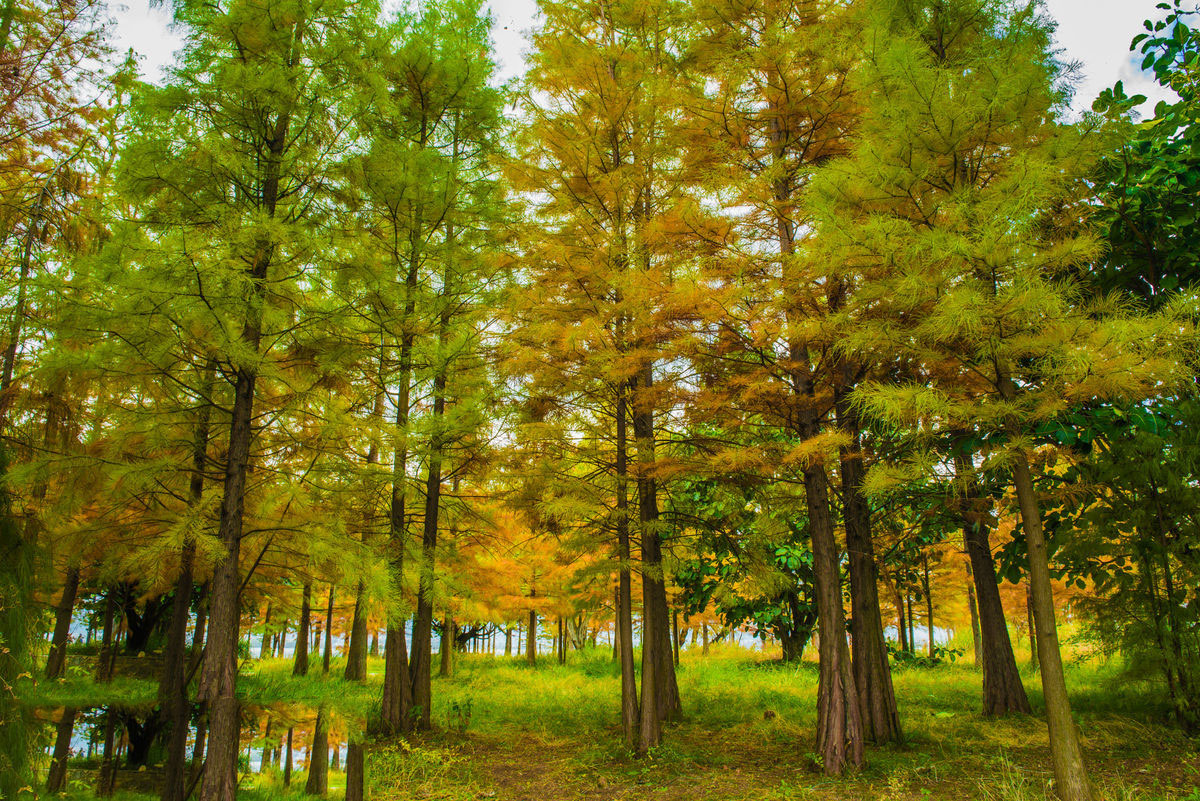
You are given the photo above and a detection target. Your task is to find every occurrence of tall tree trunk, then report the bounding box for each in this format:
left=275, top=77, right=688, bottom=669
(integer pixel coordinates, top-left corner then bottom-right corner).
left=440, top=618, right=455, bottom=678
left=922, top=553, right=935, bottom=659
left=344, top=742, right=364, bottom=801
left=1027, top=583, right=1039, bottom=671
left=409, top=306, right=451, bottom=731
left=967, top=570, right=981, bottom=669
left=258, top=604, right=273, bottom=660
left=293, top=583, right=311, bottom=677
left=45, top=566, right=79, bottom=679
left=304, top=708, right=329, bottom=797
left=836, top=395, right=902, bottom=744
left=45, top=707, right=76, bottom=792
left=162, top=368, right=214, bottom=801
left=954, top=450, right=1030, bottom=716
left=322, top=585, right=334, bottom=674
left=526, top=609, right=537, bottom=664
left=505, top=626, right=512, bottom=657
left=97, top=589, right=116, bottom=683
left=97, top=709, right=117, bottom=797
left=283, top=727, right=293, bottom=787
left=344, top=581, right=367, bottom=681
left=615, top=379, right=640, bottom=747
left=634, top=364, right=679, bottom=755
left=1011, top=449, right=1095, bottom=801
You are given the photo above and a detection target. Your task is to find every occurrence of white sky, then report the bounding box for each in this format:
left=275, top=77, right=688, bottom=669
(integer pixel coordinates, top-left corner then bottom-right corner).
left=110, top=0, right=1175, bottom=115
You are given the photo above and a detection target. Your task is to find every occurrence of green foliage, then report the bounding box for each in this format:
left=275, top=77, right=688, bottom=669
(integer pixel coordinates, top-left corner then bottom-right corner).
left=0, top=447, right=42, bottom=800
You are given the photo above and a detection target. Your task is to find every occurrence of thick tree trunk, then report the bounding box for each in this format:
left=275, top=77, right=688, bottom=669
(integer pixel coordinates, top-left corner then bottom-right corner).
left=344, top=581, right=367, bottom=681
left=200, top=355, right=259, bottom=801
left=504, top=626, right=512, bottom=657
left=45, top=706, right=75, bottom=792
left=955, top=451, right=1031, bottom=716
left=836, top=398, right=902, bottom=745
left=305, top=708, right=329, bottom=797
left=1011, top=450, right=1095, bottom=801
left=634, top=365, right=679, bottom=756
left=344, top=742, right=364, bottom=801
left=45, top=566, right=79, bottom=679
left=806, top=459, right=865, bottom=775
left=294, top=583, right=311, bottom=677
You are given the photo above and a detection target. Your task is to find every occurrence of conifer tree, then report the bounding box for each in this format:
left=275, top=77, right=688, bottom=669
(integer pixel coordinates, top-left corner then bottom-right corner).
left=812, top=1, right=1179, bottom=796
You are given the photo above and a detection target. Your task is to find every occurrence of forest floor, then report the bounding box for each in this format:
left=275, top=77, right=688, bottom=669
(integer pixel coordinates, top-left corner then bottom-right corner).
left=43, top=644, right=1200, bottom=801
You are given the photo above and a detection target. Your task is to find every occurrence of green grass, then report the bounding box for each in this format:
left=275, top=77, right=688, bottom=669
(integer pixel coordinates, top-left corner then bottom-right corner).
left=33, top=646, right=1200, bottom=800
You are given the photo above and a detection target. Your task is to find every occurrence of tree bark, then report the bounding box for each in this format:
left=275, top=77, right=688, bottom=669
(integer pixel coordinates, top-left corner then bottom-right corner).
left=344, top=581, right=367, bottom=681
left=1011, top=449, right=1095, bottom=801
left=967, top=570, right=981, bottom=669
left=283, top=727, right=293, bottom=787
left=836, top=397, right=902, bottom=744
left=45, top=566, right=79, bottom=679
left=304, top=708, right=329, bottom=797
left=526, top=609, right=537, bottom=664
left=294, top=583, right=311, bottom=677
left=922, top=553, right=935, bottom=659
left=97, top=589, right=116, bottom=683
left=634, top=364, right=679, bottom=755
left=615, top=379, right=640, bottom=747
left=344, top=742, right=364, bottom=801
left=45, top=706, right=76, bottom=793
left=439, top=618, right=455, bottom=678
left=322, top=585, right=334, bottom=674
left=955, top=450, right=1030, bottom=716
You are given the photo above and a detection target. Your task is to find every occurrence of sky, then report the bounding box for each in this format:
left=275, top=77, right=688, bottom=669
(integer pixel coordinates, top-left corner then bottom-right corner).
left=110, top=0, right=1176, bottom=116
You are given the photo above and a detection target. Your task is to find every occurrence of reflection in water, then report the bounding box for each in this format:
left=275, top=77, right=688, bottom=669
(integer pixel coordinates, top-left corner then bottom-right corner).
left=39, top=702, right=358, bottom=795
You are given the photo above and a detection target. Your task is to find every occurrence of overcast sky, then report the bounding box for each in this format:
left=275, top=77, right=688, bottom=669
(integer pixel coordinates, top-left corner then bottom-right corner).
left=110, top=0, right=1176, bottom=115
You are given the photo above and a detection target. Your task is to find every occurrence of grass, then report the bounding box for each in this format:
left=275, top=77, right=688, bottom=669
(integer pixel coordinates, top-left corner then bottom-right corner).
left=35, top=645, right=1200, bottom=800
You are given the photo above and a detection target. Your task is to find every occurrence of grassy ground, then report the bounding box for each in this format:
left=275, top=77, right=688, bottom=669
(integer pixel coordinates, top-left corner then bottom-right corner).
left=38, top=644, right=1200, bottom=800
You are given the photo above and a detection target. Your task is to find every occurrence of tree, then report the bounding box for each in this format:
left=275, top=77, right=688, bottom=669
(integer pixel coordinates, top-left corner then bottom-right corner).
left=118, top=0, right=378, bottom=796
left=816, top=1, right=1179, bottom=797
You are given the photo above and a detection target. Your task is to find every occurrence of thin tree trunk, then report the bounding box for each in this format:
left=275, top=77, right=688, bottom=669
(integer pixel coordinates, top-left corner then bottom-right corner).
left=1011, top=449, right=1095, bottom=801
left=526, top=608, right=537, bottom=664
left=967, top=570, right=981, bottom=669
left=440, top=618, right=455, bottom=678
left=922, top=553, right=935, bottom=659
left=283, top=727, right=294, bottom=787
left=322, top=585, right=334, bottom=674
left=97, top=589, right=116, bottom=683
left=615, top=380, right=640, bottom=747
left=161, top=367, right=213, bottom=801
